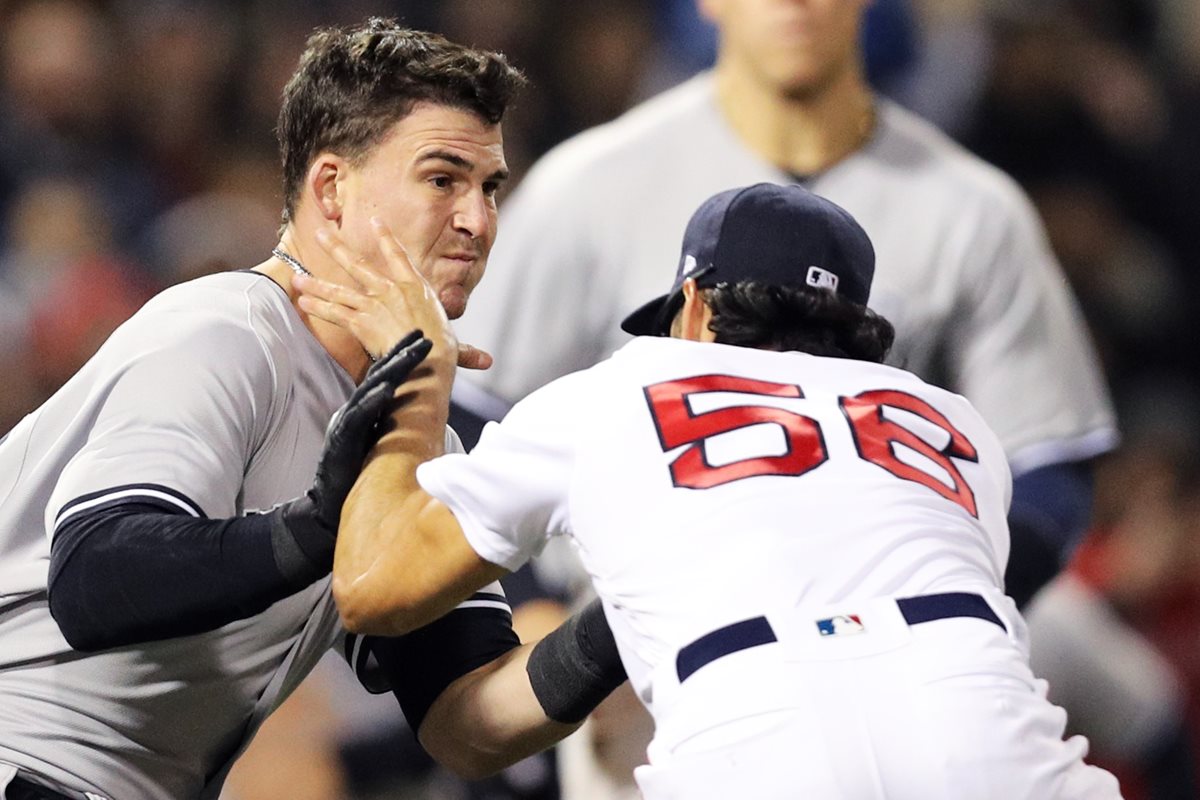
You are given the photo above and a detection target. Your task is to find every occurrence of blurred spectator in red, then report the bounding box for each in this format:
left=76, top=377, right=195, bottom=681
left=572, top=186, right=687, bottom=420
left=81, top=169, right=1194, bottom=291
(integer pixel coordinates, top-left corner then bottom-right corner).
left=2, top=173, right=153, bottom=403
left=27, top=254, right=153, bottom=397
left=1039, top=436, right=1200, bottom=800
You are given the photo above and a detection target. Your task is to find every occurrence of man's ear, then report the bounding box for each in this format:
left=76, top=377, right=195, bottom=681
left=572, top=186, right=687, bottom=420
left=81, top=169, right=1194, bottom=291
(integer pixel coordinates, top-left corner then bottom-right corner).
left=676, top=278, right=714, bottom=342
left=306, top=153, right=346, bottom=222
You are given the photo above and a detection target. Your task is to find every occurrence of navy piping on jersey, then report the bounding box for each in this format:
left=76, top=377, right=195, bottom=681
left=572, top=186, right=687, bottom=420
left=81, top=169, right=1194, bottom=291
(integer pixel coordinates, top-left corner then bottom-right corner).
left=55, top=483, right=205, bottom=529
left=456, top=591, right=511, bottom=615
left=342, top=590, right=514, bottom=699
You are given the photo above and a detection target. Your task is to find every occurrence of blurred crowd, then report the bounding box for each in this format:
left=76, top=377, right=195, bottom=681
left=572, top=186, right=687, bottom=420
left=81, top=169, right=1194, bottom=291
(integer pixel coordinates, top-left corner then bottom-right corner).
left=3, top=0, right=1200, bottom=798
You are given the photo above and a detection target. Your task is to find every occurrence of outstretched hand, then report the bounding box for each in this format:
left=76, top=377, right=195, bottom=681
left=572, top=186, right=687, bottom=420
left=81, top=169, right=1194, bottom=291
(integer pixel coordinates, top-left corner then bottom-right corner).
left=294, top=219, right=492, bottom=371
left=272, top=332, right=433, bottom=578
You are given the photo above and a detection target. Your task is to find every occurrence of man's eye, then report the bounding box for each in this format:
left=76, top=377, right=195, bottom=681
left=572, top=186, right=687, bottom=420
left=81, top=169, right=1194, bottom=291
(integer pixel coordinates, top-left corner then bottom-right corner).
left=483, top=181, right=500, bottom=197
left=430, top=176, right=452, bottom=189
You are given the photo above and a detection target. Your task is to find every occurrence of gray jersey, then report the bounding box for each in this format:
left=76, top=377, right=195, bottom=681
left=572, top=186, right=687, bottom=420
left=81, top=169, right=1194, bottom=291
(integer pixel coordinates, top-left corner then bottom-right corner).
left=0, top=272, right=471, bottom=799
left=457, top=73, right=1117, bottom=474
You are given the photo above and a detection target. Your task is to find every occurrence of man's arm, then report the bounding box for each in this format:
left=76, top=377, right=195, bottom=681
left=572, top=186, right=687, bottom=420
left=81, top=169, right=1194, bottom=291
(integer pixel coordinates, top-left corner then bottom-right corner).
left=301, top=223, right=629, bottom=774
left=418, top=640, right=577, bottom=778
left=48, top=335, right=432, bottom=650
left=1005, top=458, right=1096, bottom=608
left=293, top=221, right=506, bottom=634
left=360, top=597, right=625, bottom=779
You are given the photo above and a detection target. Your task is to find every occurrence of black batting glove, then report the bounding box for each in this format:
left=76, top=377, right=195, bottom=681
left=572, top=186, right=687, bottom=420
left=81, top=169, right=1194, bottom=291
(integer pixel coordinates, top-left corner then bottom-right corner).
left=270, top=330, right=432, bottom=584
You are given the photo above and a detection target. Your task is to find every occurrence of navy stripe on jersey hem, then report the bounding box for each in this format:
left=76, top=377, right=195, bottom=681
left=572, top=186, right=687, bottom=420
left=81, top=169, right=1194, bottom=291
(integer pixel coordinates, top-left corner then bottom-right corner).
left=55, top=483, right=206, bottom=527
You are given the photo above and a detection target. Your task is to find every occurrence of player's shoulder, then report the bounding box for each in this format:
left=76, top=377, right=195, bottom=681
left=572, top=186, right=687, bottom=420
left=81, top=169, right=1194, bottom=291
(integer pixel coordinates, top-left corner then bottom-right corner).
left=871, top=100, right=1034, bottom=217
left=118, top=270, right=295, bottom=371
left=141, top=270, right=287, bottom=323
left=498, top=346, right=642, bottom=429
left=517, top=74, right=715, bottom=190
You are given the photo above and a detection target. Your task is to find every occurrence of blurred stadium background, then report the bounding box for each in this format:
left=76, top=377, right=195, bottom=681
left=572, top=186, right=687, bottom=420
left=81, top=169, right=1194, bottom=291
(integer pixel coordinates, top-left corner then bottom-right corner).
left=2, top=0, right=1200, bottom=798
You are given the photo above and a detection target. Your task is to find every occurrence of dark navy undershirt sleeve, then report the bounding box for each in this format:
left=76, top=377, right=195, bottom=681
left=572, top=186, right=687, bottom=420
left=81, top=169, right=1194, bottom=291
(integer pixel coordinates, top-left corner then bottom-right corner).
left=359, top=600, right=520, bottom=735
left=48, top=495, right=321, bottom=652
left=1005, top=460, right=1094, bottom=608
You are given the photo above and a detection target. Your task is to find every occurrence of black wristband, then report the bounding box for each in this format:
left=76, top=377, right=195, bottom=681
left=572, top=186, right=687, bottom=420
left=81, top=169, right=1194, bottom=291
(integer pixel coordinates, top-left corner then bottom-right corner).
left=270, top=495, right=335, bottom=585
left=526, top=598, right=627, bottom=724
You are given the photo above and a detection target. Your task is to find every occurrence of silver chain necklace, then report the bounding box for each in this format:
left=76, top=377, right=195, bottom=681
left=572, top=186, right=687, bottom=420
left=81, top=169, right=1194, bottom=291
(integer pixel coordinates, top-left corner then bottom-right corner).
left=271, top=247, right=312, bottom=277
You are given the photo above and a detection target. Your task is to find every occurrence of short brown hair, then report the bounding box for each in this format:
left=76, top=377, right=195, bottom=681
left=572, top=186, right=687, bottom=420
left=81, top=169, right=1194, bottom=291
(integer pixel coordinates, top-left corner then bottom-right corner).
left=277, top=18, right=525, bottom=224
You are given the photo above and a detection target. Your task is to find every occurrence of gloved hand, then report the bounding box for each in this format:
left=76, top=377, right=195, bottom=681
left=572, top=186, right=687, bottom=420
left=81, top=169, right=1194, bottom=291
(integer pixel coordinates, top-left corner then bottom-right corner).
left=271, top=330, right=432, bottom=582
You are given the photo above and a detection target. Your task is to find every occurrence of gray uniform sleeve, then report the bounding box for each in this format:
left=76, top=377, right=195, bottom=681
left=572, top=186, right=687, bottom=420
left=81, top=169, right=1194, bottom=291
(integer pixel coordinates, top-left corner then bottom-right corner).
left=949, top=183, right=1117, bottom=474
left=47, top=304, right=277, bottom=529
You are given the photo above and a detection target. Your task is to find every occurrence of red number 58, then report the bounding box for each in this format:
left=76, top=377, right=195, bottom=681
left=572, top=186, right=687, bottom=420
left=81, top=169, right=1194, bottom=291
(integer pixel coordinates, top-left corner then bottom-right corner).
left=644, top=374, right=979, bottom=517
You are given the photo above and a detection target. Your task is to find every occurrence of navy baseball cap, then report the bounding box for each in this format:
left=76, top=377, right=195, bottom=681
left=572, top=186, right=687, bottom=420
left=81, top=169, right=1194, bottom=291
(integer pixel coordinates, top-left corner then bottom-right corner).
left=620, top=183, right=876, bottom=336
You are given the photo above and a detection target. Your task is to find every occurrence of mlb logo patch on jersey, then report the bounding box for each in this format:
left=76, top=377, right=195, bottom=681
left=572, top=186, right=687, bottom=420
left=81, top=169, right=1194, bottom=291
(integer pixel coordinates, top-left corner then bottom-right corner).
left=816, top=614, right=865, bottom=637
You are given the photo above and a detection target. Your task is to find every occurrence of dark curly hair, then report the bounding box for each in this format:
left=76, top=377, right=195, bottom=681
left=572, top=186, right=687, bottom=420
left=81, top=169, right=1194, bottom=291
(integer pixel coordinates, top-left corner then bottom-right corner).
left=277, top=18, right=526, bottom=225
left=704, top=281, right=895, bottom=363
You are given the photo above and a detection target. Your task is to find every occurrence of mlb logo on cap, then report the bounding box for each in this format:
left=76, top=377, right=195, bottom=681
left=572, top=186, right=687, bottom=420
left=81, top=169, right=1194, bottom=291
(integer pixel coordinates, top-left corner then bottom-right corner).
left=806, top=266, right=839, bottom=293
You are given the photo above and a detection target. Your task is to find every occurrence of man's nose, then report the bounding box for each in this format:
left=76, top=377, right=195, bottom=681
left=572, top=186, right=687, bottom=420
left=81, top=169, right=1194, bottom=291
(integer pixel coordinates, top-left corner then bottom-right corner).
left=453, top=189, right=491, bottom=239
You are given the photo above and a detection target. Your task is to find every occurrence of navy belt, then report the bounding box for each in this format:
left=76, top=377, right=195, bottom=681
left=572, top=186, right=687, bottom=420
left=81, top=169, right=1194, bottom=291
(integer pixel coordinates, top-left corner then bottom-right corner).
left=676, top=592, right=1006, bottom=683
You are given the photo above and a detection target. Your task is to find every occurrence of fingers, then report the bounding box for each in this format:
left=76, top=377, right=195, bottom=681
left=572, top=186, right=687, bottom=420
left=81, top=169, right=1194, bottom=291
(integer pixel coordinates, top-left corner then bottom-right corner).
left=457, top=343, right=494, bottom=371
left=295, top=291, right=367, bottom=333
left=370, top=217, right=422, bottom=286
left=293, top=223, right=455, bottom=372
left=294, top=273, right=368, bottom=311
left=314, top=227, right=373, bottom=289
left=314, top=225, right=402, bottom=299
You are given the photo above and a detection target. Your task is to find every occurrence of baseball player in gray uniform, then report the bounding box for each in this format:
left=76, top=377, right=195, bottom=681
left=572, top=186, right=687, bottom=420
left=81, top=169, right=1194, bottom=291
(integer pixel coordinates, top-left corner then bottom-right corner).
left=0, top=21, right=625, bottom=800
left=297, top=182, right=1124, bottom=799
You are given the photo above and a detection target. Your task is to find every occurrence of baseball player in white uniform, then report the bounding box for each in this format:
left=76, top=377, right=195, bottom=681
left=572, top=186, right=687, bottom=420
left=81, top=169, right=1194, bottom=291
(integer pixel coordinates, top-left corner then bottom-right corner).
left=454, top=2, right=1180, bottom=782
left=0, top=21, right=626, bottom=800
left=298, top=183, right=1124, bottom=799
left=454, top=0, right=1117, bottom=608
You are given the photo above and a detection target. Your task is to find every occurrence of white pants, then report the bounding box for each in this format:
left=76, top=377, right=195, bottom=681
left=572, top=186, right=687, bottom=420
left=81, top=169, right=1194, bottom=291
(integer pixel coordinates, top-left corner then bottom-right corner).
left=635, top=593, right=1123, bottom=800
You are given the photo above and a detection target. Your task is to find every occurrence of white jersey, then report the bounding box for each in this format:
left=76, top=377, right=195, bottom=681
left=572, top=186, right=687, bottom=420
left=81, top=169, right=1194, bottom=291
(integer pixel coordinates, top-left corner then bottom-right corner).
left=419, top=338, right=1012, bottom=709
left=0, top=271, right=472, bottom=800
left=458, top=72, right=1116, bottom=474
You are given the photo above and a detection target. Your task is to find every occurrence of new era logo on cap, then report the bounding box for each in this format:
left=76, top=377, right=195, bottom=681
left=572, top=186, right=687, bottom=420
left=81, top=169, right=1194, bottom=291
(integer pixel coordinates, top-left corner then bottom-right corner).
left=682, top=254, right=699, bottom=277
left=620, top=183, right=876, bottom=336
